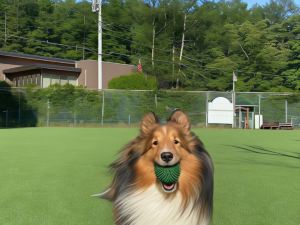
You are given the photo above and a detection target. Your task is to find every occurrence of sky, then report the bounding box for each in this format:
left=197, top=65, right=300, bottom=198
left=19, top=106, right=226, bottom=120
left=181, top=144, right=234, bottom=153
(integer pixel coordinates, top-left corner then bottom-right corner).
left=243, top=0, right=300, bottom=7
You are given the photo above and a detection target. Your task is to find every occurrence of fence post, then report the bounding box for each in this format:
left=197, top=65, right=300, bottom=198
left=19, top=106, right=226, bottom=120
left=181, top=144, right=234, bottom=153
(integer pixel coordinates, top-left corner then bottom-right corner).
left=74, top=112, right=76, bottom=127
left=3, top=110, right=8, bottom=128
left=18, top=90, right=21, bottom=125
left=205, top=92, right=208, bottom=128
left=155, top=93, right=158, bottom=109
left=101, top=90, right=105, bottom=126
left=285, top=99, right=288, bottom=123
left=47, top=99, right=50, bottom=127
left=128, top=114, right=131, bottom=126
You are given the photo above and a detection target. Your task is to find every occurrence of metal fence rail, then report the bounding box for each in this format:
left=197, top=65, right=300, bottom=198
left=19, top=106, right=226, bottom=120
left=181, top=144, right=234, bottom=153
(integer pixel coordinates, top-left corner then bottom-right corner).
left=1, top=87, right=299, bottom=128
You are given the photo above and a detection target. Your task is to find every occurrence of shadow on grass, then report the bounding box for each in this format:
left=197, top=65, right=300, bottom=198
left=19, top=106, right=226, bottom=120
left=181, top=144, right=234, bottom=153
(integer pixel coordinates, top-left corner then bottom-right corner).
left=226, top=145, right=300, bottom=160
left=290, top=151, right=300, bottom=157
left=228, top=158, right=300, bottom=170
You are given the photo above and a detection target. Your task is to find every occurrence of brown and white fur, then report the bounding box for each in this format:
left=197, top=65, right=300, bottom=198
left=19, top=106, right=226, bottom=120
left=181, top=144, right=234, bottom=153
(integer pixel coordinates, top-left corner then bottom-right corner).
left=100, top=110, right=214, bottom=225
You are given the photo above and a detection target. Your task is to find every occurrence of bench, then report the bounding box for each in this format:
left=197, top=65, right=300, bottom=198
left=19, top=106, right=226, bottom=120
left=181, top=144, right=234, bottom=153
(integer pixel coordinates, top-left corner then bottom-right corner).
left=279, top=123, right=294, bottom=130
left=261, top=122, right=279, bottom=129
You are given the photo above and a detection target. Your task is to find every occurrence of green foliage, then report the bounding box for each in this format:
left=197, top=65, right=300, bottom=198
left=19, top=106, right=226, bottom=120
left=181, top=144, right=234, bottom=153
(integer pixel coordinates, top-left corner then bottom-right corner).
left=0, top=81, right=37, bottom=127
left=1, top=0, right=300, bottom=91
left=23, top=84, right=102, bottom=126
left=108, top=73, right=157, bottom=90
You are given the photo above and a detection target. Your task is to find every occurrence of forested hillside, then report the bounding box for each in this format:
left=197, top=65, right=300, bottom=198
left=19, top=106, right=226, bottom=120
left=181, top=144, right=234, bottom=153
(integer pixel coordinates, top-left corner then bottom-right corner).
left=1, top=0, right=300, bottom=91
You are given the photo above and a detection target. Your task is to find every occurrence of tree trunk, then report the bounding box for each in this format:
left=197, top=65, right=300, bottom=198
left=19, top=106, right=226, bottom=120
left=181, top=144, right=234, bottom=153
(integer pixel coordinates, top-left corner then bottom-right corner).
left=179, top=13, right=187, bottom=62
left=152, top=19, right=155, bottom=69
left=177, top=13, right=187, bottom=88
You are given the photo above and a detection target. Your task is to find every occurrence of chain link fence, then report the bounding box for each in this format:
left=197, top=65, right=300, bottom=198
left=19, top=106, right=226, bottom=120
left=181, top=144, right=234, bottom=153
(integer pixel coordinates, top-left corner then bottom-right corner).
left=1, top=87, right=300, bottom=128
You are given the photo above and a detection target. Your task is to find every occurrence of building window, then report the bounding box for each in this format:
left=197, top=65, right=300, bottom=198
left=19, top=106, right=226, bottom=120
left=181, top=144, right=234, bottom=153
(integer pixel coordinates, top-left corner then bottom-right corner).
left=51, top=75, right=60, bottom=85
left=61, top=77, right=68, bottom=85
left=68, top=76, right=77, bottom=85
left=42, top=75, right=51, bottom=88
left=37, top=74, right=41, bottom=87
left=24, top=76, right=27, bottom=86
left=31, top=74, right=36, bottom=85
left=28, top=75, right=32, bottom=85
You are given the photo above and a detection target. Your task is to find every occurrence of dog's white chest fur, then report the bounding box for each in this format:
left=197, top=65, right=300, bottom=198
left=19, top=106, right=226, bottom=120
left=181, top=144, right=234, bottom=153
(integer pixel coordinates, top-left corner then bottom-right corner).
left=115, top=185, right=208, bottom=225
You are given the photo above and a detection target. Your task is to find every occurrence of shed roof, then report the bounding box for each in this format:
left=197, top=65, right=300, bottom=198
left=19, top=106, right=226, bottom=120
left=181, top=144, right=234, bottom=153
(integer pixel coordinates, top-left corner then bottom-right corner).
left=0, top=51, right=75, bottom=65
left=3, top=64, right=81, bottom=74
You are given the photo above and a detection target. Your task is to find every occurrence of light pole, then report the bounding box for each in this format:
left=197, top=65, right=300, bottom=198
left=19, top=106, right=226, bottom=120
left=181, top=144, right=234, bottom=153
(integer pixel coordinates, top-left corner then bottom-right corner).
left=92, top=0, right=102, bottom=90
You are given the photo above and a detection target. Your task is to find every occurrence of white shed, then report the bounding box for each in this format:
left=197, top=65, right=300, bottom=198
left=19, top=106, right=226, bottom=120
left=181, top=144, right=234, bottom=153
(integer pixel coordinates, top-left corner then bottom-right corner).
left=207, top=97, right=233, bottom=125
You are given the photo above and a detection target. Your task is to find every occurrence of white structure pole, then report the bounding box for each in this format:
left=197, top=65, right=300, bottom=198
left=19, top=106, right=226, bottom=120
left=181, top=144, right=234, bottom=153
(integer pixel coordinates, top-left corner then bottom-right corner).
left=232, top=75, right=236, bottom=128
left=285, top=99, right=288, bottom=123
left=92, top=0, right=102, bottom=90
left=258, top=95, right=261, bottom=128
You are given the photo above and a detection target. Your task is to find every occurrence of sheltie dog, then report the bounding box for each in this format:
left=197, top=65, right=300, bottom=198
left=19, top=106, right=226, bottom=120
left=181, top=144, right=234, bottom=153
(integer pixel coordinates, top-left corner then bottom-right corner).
left=100, top=110, right=214, bottom=225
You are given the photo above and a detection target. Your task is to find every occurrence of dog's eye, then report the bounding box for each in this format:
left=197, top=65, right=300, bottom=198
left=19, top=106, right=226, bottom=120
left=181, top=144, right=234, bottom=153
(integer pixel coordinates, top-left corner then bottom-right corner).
left=152, top=140, right=158, bottom=146
left=174, top=140, right=179, bottom=144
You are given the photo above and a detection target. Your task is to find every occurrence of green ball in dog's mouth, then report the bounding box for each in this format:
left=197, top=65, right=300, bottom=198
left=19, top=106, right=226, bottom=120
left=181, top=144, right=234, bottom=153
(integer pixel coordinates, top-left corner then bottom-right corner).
left=154, top=163, right=181, bottom=192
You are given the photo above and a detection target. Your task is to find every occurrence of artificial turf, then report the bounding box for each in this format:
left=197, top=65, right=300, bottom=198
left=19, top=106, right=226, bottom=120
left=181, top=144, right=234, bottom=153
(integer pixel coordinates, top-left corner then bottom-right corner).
left=0, top=128, right=300, bottom=225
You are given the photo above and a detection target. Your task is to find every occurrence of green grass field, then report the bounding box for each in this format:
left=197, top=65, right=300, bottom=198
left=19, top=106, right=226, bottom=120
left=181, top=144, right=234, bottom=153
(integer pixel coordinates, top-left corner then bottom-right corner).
left=0, top=128, right=300, bottom=225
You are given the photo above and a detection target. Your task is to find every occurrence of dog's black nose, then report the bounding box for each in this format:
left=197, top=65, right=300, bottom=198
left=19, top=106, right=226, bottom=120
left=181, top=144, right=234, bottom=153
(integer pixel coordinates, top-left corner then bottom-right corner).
left=161, top=152, right=173, bottom=163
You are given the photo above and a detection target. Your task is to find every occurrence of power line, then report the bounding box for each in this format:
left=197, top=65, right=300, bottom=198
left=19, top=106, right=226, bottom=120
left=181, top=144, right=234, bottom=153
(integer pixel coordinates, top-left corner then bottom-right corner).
left=3, top=34, right=285, bottom=78
left=102, top=22, right=210, bottom=66
left=102, top=29, right=173, bottom=53
left=2, top=34, right=286, bottom=80
left=103, top=20, right=178, bottom=45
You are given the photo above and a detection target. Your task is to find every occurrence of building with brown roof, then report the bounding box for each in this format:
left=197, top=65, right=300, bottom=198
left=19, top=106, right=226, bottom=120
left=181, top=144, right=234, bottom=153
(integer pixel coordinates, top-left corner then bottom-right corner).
left=0, top=51, right=135, bottom=89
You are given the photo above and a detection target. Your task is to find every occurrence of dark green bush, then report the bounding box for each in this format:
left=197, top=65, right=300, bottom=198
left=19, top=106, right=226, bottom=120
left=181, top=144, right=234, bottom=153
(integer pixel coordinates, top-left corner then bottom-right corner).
left=108, top=73, right=157, bottom=90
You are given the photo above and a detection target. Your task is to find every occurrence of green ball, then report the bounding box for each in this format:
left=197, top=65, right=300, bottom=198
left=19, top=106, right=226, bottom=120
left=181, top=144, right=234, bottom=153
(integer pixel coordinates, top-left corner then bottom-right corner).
left=154, top=163, right=181, bottom=184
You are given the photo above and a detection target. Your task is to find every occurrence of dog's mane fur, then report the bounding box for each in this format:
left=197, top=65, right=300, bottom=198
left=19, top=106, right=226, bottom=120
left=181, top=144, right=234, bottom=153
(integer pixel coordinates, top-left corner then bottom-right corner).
left=101, top=111, right=214, bottom=225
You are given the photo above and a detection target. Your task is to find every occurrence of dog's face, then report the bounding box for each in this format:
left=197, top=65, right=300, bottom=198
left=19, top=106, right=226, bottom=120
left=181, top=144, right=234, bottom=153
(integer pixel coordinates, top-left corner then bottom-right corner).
left=135, top=110, right=199, bottom=193
left=151, top=124, right=184, bottom=166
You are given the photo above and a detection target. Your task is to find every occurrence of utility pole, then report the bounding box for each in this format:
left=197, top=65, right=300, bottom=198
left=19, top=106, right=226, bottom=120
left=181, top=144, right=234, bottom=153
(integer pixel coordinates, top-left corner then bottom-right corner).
left=92, top=0, right=102, bottom=90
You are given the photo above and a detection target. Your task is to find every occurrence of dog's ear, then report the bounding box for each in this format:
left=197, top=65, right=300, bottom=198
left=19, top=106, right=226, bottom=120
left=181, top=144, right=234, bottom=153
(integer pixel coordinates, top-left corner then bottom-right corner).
left=168, top=110, right=190, bottom=132
left=140, top=112, right=159, bottom=134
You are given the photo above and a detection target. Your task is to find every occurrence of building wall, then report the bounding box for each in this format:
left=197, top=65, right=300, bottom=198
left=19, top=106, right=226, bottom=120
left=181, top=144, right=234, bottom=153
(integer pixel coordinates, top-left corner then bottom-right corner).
left=76, top=60, right=136, bottom=89
left=1, top=53, right=135, bottom=89
left=76, top=60, right=98, bottom=89
left=0, top=57, right=17, bottom=81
